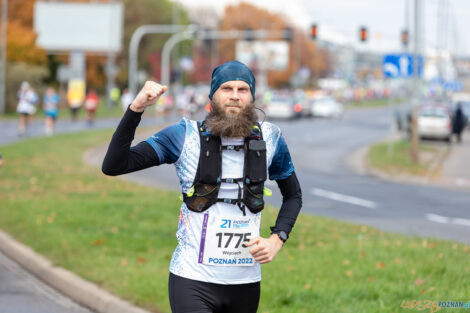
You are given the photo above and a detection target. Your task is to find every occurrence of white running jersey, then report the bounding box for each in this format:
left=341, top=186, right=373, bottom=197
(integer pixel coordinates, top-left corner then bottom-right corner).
left=168, top=119, right=286, bottom=284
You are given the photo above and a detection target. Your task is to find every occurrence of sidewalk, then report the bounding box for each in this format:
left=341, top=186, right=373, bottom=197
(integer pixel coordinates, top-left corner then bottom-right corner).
left=440, top=133, right=470, bottom=190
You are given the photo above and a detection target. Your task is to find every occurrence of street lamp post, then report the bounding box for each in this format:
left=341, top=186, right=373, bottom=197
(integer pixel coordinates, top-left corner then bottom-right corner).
left=410, top=0, right=422, bottom=163
left=128, top=24, right=187, bottom=96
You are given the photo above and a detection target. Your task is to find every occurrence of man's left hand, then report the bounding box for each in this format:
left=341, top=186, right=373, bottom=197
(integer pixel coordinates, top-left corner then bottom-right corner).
left=245, top=234, right=284, bottom=264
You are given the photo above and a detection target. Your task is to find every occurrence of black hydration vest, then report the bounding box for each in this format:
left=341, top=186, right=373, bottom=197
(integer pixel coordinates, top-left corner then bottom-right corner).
left=183, top=121, right=267, bottom=215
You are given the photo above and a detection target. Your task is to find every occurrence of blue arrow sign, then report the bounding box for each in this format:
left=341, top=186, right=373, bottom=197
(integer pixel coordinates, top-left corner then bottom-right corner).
left=382, top=54, right=423, bottom=78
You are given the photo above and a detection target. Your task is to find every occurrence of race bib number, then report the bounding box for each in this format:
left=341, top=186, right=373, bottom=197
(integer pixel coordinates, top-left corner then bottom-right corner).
left=198, top=213, right=260, bottom=266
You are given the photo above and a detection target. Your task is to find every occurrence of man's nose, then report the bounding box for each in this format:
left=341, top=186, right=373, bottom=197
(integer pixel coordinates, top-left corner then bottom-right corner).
left=230, top=89, right=240, bottom=100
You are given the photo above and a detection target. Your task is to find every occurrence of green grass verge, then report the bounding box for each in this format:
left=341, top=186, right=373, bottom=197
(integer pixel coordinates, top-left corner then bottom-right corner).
left=0, top=131, right=468, bottom=313
left=369, top=140, right=446, bottom=176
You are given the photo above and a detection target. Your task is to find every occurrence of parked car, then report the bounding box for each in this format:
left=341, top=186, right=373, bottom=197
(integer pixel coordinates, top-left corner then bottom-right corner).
left=310, top=96, right=344, bottom=118
left=264, top=94, right=302, bottom=119
left=418, top=105, right=453, bottom=142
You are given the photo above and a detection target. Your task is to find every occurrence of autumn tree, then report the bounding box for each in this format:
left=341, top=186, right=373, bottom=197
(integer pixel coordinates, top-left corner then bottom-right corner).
left=2, top=0, right=47, bottom=65
left=218, top=2, right=331, bottom=88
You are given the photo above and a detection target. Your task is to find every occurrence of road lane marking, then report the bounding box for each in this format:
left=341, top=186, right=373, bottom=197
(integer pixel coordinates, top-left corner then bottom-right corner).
left=311, top=188, right=377, bottom=209
left=452, top=218, right=470, bottom=227
left=426, top=213, right=450, bottom=224
left=426, top=213, right=470, bottom=227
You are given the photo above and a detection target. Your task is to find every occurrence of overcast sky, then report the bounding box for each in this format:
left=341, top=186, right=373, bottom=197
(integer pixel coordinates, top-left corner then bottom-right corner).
left=179, top=0, right=470, bottom=56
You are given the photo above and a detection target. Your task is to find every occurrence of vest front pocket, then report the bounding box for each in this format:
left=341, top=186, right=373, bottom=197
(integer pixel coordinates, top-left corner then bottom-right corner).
left=185, top=184, right=219, bottom=212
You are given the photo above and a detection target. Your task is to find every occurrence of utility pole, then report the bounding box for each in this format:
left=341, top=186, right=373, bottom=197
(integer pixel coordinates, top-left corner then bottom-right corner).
left=404, top=0, right=409, bottom=53
left=172, top=0, right=182, bottom=104
left=410, top=0, right=421, bottom=163
left=0, top=0, right=7, bottom=115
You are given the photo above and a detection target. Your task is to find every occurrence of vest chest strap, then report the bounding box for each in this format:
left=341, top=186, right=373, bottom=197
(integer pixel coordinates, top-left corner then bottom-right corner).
left=220, top=144, right=245, bottom=151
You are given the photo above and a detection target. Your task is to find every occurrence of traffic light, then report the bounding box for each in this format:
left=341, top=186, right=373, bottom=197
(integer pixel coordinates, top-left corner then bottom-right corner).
left=401, top=29, right=409, bottom=47
left=359, top=26, right=368, bottom=42
left=284, top=27, right=292, bottom=41
left=244, top=27, right=254, bottom=41
left=310, top=24, right=318, bottom=40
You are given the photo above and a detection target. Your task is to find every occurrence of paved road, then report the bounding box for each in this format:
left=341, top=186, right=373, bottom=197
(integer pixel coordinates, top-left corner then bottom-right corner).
left=0, top=251, right=92, bottom=313
left=95, top=107, right=470, bottom=245
left=279, top=107, right=470, bottom=244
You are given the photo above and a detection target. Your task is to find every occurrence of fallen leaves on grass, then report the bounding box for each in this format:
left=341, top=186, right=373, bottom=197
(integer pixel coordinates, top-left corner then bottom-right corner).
left=46, top=213, right=56, bottom=224
left=376, top=262, right=385, bottom=269
left=93, top=238, right=105, bottom=246
left=414, top=278, right=425, bottom=286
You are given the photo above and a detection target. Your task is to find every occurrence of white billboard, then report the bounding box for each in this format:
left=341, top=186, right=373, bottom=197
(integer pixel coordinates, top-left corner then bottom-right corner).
left=34, top=2, right=123, bottom=53
left=236, top=40, right=289, bottom=71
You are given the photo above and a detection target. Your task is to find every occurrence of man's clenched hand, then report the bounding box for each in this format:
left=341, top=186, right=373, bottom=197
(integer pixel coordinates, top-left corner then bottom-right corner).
left=130, top=81, right=167, bottom=113
left=245, top=234, right=284, bottom=264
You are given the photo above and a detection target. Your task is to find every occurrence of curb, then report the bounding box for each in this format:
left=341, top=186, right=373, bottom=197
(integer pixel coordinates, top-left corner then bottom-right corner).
left=0, top=229, right=154, bottom=313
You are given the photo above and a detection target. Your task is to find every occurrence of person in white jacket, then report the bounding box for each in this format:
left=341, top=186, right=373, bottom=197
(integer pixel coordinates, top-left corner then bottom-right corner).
left=16, top=81, right=38, bottom=136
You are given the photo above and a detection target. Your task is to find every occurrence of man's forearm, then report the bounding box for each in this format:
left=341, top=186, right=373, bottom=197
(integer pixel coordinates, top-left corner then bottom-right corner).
left=101, top=107, right=158, bottom=176
left=271, top=172, right=302, bottom=240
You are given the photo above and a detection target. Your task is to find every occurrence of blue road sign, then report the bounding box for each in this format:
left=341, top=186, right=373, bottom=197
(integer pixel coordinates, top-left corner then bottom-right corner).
left=382, top=54, right=423, bottom=78
left=430, top=78, right=463, bottom=91
left=443, top=81, right=463, bottom=91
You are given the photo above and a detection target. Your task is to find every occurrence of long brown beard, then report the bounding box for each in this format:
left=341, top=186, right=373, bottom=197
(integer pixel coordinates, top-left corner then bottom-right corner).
left=205, top=99, right=258, bottom=137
